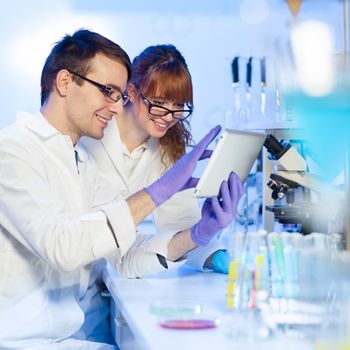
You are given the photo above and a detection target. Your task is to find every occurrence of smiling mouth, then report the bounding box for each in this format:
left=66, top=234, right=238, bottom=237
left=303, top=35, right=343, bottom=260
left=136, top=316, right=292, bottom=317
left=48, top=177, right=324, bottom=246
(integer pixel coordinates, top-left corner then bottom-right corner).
left=151, top=119, right=167, bottom=129
left=96, top=114, right=110, bottom=125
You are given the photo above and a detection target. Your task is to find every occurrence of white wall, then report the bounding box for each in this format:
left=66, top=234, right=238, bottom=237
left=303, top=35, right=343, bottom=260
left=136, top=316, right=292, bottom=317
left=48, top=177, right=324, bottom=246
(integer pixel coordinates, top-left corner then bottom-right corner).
left=0, top=0, right=345, bottom=141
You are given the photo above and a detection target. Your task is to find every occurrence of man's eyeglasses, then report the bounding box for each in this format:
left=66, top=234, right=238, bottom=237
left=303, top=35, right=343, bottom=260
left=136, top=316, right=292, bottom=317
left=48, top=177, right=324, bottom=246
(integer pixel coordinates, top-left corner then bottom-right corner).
left=141, top=95, right=193, bottom=121
left=69, top=71, right=129, bottom=105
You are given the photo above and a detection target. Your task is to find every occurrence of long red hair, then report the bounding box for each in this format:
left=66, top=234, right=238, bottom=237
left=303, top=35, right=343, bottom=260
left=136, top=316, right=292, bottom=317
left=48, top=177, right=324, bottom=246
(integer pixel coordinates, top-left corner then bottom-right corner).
left=131, top=45, right=194, bottom=168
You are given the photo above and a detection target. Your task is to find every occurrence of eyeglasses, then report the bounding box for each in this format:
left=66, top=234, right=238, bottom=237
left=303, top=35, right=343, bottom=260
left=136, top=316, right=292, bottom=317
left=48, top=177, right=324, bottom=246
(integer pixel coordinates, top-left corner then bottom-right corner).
left=68, top=71, right=129, bottom=105
left=141, top=95, right=193, bottom=121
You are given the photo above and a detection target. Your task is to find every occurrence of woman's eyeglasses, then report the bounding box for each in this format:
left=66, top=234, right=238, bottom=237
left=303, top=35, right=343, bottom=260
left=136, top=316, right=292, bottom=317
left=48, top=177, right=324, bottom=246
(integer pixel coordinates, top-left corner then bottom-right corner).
left=141, top=95, right=193, bottom=121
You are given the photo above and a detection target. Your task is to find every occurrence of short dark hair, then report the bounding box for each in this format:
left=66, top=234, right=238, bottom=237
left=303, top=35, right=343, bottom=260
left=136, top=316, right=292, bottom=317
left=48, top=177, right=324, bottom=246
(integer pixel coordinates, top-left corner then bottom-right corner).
left=40, top=28, right=131, bottom=106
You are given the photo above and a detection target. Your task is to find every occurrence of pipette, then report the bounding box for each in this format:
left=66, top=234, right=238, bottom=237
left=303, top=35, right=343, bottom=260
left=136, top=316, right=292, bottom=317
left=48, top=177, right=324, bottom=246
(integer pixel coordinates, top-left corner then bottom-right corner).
left=246, top=57, right=253, bottom=121
left=260, top=57, right=267, bottom=114
left=246, top=56, right=253, bottom=102
left=231, top=56, right=240, bottom=114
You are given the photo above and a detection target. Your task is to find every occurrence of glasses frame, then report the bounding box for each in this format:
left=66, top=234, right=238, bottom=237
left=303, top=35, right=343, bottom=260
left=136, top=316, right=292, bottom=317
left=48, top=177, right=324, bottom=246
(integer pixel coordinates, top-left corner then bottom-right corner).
left=141, top=94, right=193, bottom=121
left=68, top=70, right=129, bottom=105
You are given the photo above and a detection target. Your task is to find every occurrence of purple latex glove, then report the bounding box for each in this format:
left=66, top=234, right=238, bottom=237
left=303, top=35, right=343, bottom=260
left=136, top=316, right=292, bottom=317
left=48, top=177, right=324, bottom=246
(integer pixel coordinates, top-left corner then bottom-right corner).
left=191, top=172, right=243, bottom=246
left=145, top=125, right=221, bottom=207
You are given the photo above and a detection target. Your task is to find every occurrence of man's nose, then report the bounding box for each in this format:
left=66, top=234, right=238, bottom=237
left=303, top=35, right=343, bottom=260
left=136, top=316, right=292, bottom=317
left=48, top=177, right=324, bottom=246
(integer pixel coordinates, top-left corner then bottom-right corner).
left=108, top=100, right=124, bottom=115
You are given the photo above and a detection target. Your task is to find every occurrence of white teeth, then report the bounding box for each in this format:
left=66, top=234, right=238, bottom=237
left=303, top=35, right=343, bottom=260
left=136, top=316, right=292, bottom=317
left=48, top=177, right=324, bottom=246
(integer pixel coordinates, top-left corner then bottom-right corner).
left=153, top=120, right=166, bottom=128
left=96, top=115, right=108, bottom=123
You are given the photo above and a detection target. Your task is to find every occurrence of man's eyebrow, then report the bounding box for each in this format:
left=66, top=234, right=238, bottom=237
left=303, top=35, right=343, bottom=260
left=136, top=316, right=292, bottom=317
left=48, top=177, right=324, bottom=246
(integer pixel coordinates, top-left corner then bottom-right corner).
left=105, top=83, right=124, bottom=92
left=104, top=83, right=121, bottom=90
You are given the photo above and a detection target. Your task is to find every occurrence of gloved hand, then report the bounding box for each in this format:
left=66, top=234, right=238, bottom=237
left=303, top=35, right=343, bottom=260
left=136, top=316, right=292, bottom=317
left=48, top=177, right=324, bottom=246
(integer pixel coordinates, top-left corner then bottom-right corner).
left=145, top=125, right=221, bottom=207
left=191, top=172, right=243, bottom=246
left=211, top=250, right=230, bottom=274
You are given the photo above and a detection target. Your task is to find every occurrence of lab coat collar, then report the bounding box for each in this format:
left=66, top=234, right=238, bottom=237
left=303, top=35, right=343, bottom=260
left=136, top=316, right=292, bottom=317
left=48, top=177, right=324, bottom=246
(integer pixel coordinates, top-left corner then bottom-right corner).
left=75, top=143, right=88, bottom=163
left=120, top=137, right=151, bottom=157
left=16, top=111, right=88, bottom=163
left=17, top=111, right=61, bottom=139
left=100, top=118, right=128, bottom=181
left=102, top=118, right=159, bottom=154
left=101, top=118, right=159, bottom=184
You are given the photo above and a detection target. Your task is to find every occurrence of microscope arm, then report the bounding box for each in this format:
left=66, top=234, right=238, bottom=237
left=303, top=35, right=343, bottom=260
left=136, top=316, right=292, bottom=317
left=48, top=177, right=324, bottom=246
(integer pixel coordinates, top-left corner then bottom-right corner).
left=275, top=171, right=327, bottom=195
left=264, top=134, right=328, bottom=196
left=264, top=134, right=307, bottom=171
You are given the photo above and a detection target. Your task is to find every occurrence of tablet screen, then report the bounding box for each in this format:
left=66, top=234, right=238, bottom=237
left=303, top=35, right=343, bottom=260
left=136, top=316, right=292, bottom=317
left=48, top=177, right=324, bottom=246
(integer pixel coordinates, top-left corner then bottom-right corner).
left=194, top=129, right=266, bottom=198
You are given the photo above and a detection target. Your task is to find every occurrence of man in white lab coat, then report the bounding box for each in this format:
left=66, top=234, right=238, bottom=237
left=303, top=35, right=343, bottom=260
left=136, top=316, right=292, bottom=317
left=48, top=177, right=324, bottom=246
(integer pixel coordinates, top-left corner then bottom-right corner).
left=81, top=44, right=235, bottom=278
left=0, top=29, right=242, bottom=349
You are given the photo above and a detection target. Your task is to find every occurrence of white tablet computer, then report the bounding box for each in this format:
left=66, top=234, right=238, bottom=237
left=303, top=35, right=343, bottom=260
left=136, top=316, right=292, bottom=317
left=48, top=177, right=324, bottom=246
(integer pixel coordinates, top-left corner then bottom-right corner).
left=194, top=129, right=266, bottom=198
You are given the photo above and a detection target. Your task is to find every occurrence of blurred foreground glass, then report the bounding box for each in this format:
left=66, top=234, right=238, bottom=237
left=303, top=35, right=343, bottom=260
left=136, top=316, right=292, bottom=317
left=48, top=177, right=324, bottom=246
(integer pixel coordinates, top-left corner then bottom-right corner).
left=226, top=230, right=271, bottom=341
left=277, top=20, right=350, bottom=184
left=226, top=230, right=345, bottom=342
left=313, top=252, right=350, bottom=349
left=258, top=232, right=345, bottom=341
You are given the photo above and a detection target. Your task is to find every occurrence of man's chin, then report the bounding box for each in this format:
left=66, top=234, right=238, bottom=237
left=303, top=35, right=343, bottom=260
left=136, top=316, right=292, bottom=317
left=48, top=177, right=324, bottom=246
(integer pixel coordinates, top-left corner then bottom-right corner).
left=87, top=131, right=104, bottom=140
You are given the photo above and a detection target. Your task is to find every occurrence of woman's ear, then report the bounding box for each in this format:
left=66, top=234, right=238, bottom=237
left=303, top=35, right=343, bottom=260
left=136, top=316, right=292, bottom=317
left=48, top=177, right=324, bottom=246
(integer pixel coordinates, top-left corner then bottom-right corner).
left=127, top=83, right=137, bottom=103
left=55, top=69, right=72, bottom=97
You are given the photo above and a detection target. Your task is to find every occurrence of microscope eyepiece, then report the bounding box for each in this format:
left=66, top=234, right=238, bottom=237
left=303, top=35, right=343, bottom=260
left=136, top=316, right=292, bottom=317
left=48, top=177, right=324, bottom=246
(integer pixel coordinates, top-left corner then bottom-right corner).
left=264, top=134, right=291, bottom=160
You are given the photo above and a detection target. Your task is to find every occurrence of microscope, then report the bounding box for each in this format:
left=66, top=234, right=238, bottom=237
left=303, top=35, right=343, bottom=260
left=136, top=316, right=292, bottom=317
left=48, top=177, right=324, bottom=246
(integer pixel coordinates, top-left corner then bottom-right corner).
left=263, top=134, right=340, bottom=234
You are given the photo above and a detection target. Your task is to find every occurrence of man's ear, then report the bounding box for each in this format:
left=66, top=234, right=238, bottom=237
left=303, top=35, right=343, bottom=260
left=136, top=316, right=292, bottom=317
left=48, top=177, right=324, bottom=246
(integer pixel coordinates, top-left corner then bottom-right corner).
left=127, top=83, right=137, bottom=103
left=55, top=69, right=72, bottom=97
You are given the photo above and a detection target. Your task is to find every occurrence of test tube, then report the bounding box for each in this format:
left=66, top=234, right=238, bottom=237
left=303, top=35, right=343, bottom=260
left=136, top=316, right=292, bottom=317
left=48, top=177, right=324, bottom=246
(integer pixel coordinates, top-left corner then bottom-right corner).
left=226, top=230, right=244, bottom=310
left=226, top=258, right=239, bottom=310
left=267, top=233, right=286, bottom=298
left=281, top=232, right=300, bottom=298
left=255, top=245, right=269, bottom=295
left=236, top=231, right=251, bottom=310
left=244, top=231, right=269, bottom=309
left=330, top=233, right=344, bottom=255
left=283, top=246, right=299, bottom=298
left=310, top=232, right=328, bottom=250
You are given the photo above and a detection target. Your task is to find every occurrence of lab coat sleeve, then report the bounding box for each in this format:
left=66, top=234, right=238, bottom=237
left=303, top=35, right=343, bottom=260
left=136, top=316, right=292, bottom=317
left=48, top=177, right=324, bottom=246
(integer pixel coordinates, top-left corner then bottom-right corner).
left=152, top=189, right=226, bottom=271
left=185, top=239, right=226, bottom=271
left=90, top=169, right=137, bottom=258
left=113, top=190, right=226, bottom=277
left=0, top=142, right=135, bottom=273
left=109, top=230, right=184, bottom=278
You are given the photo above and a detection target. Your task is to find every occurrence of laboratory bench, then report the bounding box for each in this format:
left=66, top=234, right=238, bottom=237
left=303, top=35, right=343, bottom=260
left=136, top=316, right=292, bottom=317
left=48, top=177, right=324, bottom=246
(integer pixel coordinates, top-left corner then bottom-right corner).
left=103, top=263, right=314, bottom=350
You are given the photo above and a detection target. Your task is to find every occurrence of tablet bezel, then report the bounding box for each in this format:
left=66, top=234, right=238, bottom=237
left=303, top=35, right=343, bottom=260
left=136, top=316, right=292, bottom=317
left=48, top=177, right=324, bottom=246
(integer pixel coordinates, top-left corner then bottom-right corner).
left=193, top=129, right=266, bottom=198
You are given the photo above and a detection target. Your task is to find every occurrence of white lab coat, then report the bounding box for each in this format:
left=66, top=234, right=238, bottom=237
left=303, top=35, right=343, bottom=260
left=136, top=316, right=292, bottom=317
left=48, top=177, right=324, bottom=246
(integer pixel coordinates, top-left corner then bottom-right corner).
left=81, top=118, right=224, bottom=277
left=0, top=112, right=136, bottom=349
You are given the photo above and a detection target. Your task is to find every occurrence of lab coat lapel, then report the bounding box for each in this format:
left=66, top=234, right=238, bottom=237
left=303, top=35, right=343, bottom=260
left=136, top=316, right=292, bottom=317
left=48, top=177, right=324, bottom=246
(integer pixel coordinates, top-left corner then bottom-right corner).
left=129, top=137, right=159, bottom=185
left=20, top=112, right=84, bottom=212
left=101, top=119, right=159, bottom=188
left=100, top=119, right=129, bottom=186
left=42, top=138, right=84, bottom=211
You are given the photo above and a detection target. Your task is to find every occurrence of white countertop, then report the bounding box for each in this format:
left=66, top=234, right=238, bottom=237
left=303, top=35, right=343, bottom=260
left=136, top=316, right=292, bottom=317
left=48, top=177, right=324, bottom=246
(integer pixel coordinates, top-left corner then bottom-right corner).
left=103, top=263, right=315, bottom=350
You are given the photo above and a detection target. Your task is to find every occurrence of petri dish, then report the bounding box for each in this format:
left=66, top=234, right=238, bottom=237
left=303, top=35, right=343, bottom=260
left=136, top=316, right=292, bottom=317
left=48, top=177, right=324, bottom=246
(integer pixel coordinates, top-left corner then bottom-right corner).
left=149, top=300, right=202, bottom=318
left=159, top=318, right=218, bottom=330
